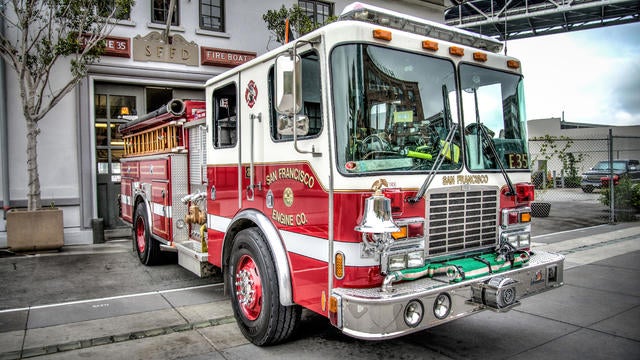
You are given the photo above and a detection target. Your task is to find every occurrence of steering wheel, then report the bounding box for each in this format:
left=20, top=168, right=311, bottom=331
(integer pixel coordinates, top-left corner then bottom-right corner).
left=465, top=123, right=498, bottom=166
left=359, top=134, right=390, bottom=158
left=464, top=123, right=495, bottom=137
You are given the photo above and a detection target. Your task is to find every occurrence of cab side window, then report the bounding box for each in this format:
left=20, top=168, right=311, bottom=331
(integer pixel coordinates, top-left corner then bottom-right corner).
left=269, top=51, right=322, bottom=141
left=213, top=83, right=237, bottom=148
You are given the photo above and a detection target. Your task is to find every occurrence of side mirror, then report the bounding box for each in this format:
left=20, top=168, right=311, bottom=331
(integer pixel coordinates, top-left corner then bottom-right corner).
left=275, top=53, right=302, bottom=116
left=277, top=115, right=309, bottom=136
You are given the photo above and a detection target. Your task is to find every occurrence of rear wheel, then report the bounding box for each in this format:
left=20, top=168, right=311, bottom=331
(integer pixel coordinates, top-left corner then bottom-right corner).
left=228, top=228, right=300, bottom=346
left=133, top=203, right=160, bottom=265
left=582, top=186, right=593, bottom=193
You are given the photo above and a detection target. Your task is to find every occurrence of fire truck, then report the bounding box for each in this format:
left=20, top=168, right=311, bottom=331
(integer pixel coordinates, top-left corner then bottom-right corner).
left=119, top=2, right=564, bottom=346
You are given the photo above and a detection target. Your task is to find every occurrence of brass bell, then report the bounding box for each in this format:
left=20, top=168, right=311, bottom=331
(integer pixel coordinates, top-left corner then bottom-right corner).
left=355, top=179, right=399, bottom=233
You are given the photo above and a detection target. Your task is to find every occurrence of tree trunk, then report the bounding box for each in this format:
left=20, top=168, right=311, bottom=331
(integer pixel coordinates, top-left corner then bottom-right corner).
left=26, top=118, right=41, bottom=211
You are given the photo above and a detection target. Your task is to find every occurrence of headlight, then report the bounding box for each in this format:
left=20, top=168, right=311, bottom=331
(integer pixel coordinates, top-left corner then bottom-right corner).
left=407, top=251, right=424, bottom=268
left=518, top=233, right=530, bottom=247
left=507, top=233, right=518, bottom=247
left=388, top=254, right=406, bottom=271
left=433, top=293, right=452, bottom=320
left=404, top=300, right=424, bottom=327
left=503, top=231, right=530, bottom=249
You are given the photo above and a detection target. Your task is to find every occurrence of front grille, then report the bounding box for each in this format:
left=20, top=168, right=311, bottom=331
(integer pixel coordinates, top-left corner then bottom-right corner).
left=426, top=187, right=498, bottom=256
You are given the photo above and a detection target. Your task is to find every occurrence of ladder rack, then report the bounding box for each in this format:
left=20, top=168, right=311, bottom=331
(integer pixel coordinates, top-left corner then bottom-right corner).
left=123, top=121, right=184, bottom=157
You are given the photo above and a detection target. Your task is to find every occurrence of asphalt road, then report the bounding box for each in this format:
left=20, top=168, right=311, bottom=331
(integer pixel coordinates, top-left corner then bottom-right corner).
left=0, top=187, right=637, bottom=360
left=1, top=224, right=639, bottom=359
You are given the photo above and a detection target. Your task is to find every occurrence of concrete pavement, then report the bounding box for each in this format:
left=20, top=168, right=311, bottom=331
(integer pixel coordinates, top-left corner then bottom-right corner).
left=1, top=223, right=639, bottom=359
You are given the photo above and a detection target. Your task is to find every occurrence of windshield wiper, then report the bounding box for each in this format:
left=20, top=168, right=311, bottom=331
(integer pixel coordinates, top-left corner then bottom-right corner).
left=471, top=89, right=516, bottom=196
left=408, top=122, right=459, bottom=203
left=407, top=85, right=458, bottom=203
left=442, top=84, right=452, bottom=132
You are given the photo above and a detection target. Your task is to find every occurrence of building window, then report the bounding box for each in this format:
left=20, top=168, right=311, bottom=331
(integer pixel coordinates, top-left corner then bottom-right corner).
left=152, top=0, right=179, bottom=25
left=200, top=0, right=224, bottom=32
left=299, top=0, right=333, bottom=25
left=98, top=0, right=131, bottom=20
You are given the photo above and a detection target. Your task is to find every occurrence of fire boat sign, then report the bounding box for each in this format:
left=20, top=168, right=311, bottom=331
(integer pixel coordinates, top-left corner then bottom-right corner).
left=201, top=47, right=257, bottom=68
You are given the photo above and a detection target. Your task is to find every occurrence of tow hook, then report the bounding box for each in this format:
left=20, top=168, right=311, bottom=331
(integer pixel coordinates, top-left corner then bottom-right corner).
left=471, top=276, right=519, bottom=310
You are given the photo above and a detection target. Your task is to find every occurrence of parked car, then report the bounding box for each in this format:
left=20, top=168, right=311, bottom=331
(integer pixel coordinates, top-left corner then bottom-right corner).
left=581, top=159, right=640, bottom=193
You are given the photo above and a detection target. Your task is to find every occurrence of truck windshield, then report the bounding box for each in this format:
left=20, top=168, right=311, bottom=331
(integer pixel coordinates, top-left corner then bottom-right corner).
left=331, top=44, right=462, bottom=174
left=460, top=64, right=529, bottom=171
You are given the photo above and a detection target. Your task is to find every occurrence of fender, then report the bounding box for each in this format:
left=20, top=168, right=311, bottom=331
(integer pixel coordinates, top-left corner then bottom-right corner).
left=222, top=209, right=293, bottom=306
left=132, top=186, right=169, bottom=245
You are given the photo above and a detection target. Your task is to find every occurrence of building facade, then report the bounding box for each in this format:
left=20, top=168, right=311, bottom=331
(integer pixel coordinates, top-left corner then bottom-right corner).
left=0, top=0, right=445, bottom=246
left=527, top=117, right=640, bottom=178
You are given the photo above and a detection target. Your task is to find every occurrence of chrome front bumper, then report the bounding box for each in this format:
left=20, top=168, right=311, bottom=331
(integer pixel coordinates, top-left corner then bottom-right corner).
left=332, top=250, right=564, bottom=340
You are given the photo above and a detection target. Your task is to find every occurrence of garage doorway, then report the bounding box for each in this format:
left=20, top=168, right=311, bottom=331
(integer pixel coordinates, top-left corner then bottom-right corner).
left=94, top=83, right=143, bottom=229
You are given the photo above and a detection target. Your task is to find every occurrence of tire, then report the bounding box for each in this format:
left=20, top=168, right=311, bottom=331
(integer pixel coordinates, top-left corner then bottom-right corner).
left=582, top=186, right=593, bottom=193
left=228, top=228, right=301, bottom=346
left=133, top=203, right=160, bottom=265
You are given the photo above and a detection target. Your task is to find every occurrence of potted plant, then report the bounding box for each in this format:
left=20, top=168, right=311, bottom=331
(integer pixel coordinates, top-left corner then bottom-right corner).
left=1, top=0, right=133, bottom=251
left=599, top=176, right=639, bottom=222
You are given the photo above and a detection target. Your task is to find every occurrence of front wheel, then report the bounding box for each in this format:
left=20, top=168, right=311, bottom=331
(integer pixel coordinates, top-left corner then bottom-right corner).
left=228, top=228, right=300, bottom=346
left=133, top=203, right=160, bottom=265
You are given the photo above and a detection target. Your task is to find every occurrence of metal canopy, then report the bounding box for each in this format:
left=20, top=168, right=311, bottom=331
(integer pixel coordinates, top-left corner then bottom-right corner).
left=445, top=0, right=640, bottom=40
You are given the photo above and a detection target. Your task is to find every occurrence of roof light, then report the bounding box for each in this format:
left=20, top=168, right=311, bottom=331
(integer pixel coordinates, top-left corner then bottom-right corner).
left=373, top=29, right=392, bottom=41
left=507, top=60, right=521, bottom=69
left=449, top=46, right=464, bottom=56
left=473, top=52, right=487, bottom=62
left=422, top=40, right=439, bottom=51
left=340, top=2, right=504, bottom=53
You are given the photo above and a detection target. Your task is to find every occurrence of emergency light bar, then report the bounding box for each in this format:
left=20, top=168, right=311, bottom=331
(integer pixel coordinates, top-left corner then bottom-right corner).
left=339, top=2, right=504, bottom=54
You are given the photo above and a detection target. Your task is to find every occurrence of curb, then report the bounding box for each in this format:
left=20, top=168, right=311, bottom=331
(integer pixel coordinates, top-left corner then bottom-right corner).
left=0, top=316, right=236, bottom=360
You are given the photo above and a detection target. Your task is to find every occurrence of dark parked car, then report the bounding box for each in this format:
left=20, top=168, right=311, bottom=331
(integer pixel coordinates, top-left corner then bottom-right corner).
left=581, top=159, right=640, bottom=193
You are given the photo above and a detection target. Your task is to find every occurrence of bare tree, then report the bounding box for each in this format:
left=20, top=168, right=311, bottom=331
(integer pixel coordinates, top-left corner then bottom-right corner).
left=0, top=0, right=134, bottom=210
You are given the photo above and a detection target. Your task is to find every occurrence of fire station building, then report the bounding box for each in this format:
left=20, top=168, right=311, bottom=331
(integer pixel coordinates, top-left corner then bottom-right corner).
left=0, top=1, right=445, bottom=246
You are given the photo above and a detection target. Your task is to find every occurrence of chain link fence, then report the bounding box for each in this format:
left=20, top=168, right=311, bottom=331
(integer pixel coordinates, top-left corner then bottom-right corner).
left=528, top=131, right=640, bottom=223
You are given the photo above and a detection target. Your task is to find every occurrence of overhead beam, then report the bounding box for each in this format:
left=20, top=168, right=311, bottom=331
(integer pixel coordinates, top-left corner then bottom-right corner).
left=445, top=0, right=640, bottom=40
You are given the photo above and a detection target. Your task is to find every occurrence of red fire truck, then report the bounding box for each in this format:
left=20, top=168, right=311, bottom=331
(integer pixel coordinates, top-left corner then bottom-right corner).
left=119, top=2, right=564, bottom=346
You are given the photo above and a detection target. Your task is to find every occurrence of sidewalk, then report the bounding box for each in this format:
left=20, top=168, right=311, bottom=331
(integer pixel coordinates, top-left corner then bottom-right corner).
left=1, top=222, right=639, bottom=359
left=0, top=284, right=242, bottom=359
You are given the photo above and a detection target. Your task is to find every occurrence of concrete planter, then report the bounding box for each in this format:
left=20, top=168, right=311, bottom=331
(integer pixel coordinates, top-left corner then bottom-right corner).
left=531, top=202, right=551, bottom=218
left=7, top=208, right=64, bottom=251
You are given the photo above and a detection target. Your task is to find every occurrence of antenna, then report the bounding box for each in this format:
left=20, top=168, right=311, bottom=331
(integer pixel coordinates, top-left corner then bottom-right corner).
left=504, top=9, right=508, bottom=56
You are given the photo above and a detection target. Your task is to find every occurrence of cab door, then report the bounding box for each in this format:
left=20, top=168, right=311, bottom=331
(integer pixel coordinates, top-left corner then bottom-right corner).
left=238, top=67, right=268, bottom=212
left=209, top=77, right=241, bottom=220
